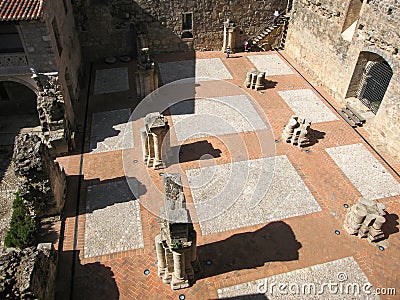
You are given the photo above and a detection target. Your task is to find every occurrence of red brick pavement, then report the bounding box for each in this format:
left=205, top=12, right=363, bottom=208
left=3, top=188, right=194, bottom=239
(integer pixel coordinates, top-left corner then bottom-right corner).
left=54, top=51, right=400, bottom=300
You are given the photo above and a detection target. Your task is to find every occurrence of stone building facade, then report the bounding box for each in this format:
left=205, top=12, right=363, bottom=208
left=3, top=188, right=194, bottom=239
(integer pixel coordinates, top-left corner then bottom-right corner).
left=72, top=0, right=289, bottom=58
left=0, top=0, right=82, bottom=153
left=285, top=0, right=399, bottom=157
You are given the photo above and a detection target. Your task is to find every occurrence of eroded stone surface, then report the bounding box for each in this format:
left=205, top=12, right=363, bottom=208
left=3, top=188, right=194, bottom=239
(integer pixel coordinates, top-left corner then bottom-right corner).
left=326, top=143, right=400, bottom=200
left=186, top=156, right=321, bottom=235
left=84, top=180, right=143, bottom=258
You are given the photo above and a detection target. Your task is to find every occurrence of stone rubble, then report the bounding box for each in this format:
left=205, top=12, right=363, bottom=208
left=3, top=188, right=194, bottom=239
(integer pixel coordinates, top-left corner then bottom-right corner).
left=156, top=174, right=200, bottom=290
left=282, top=115, right=311, bottom=147
left=344, top=198, right=387, bottom=243
left=0, top=243, right=57, bottom=300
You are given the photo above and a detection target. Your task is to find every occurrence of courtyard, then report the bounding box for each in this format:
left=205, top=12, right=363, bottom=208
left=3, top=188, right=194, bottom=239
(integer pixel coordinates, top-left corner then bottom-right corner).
left=54, top=50, right=400, bottom=299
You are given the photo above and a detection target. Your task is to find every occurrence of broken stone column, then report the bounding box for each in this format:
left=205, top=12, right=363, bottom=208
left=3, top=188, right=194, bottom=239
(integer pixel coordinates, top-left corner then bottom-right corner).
left=244, top=69, right=265, bottom=90
left=282, top=115, right=311, bottom=147
left=222, top=19, right=236, bottom=53
left=255, top=72, right=266, bottom=90
left=343, top=198, right=387, bottom=244
left=136, top=48, right=159, bottom=99
left=141, top=112, right=170, bottom=169
left=155, top=174, right=200, bottom=290
left=32, top=72, right=74, bottom=154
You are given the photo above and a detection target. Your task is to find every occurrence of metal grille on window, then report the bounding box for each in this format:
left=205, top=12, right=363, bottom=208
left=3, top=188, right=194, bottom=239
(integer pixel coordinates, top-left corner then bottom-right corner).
left=356, top=60, right=393, bottom=114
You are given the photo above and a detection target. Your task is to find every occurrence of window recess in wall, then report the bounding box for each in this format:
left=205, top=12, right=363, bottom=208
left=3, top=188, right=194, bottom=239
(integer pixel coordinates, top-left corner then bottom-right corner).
left=181, top=12, right=193, bottom=39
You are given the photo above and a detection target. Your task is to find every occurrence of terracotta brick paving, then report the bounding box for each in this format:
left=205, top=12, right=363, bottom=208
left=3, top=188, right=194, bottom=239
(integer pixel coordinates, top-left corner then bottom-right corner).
left=55, top=51, right=400, bottom=299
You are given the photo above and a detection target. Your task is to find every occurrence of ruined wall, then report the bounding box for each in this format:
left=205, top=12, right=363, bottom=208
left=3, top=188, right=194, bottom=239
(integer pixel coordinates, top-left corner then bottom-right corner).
left=73, top=0, right=288, bottom=58
left=0, top=244, right=57, bottom=299
left=13, top=133, right=67, bottom=217
left=285, top=0, right=400, bottom=157
left=41, top=0, right=82, bottom=131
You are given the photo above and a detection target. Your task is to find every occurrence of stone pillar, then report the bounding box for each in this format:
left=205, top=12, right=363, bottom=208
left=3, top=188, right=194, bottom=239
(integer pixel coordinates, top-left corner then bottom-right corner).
left=171, top=250, right=189, bottom=289
left=140, top=128, right=148, bottom=163
left=173, top=251, right=184, bottom=280
left=228, top=28, right=235, bottom=51
left=153, top=131, right=162, bottom=168
left=141, top=113, right=170, bottom=169
left=155, top=235, right=167, bottom=277
left=222, top=20, right=228, bottom=52
left=222, top=20, right=236, bottom=53
left=255, top=72, right=265, bottom=90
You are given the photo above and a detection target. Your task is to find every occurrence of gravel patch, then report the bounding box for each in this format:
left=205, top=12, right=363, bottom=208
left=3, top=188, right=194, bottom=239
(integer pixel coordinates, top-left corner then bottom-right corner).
left=247, top=54, right=295, bottom=76
left=94, top=67, right=129, bottom=94
left=159, top=58, right=233, bottom=84
left=278, top=89, right=339, bottom=123
left=84, top=179, right=144, bottom=258
left=186, top=156, right=321, bottom=235
left=169, top=95, right=268, bottom=141
left=326, top=143, right=400, bottom=200
left=90, top=109, right=134, bottom=153
left=217, top=256, right=378, bottom=299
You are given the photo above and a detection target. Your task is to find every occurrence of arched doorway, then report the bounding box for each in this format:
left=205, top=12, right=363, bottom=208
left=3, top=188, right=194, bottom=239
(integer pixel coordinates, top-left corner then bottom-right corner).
left=0, top=80, right=40, bottom=145
left=346, top=52, right=393, bottom=115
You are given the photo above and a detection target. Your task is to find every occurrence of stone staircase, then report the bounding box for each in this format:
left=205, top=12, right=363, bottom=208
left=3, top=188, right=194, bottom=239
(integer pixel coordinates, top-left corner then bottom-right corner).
left=250, top=14, right=290, bottom=51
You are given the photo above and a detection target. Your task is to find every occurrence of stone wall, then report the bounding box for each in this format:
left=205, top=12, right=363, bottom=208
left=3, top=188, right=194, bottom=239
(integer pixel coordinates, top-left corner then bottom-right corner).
left=285, top=0, right=400, bottom=158
left=19, top=21, right=58, bottom=73
left=41, top=0, right=83, bottom=128
left=0, top=243, right=57, bottom=299
left=73, top=0, right=288, bottom=58
left=13, top=133, right=67, bottom=218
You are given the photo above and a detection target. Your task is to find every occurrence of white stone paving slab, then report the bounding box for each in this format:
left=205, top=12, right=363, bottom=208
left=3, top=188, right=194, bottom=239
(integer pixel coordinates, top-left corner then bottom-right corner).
left=159, top=58, right=233, bottom=84
left=248, top=54, right=295, bottom=76
left=217, top=256, right=378, bottom=299
left=84, top=179, right=143, bottom=258
left=326, top=143, right=400, bottom=200
left=94, top=67, right=129, bottom=94
left=169, top=95, right=267, bottom=141
left=278, top=89, right=339, bottom=123
left=90, top=109, right=134, bottom=153
left=186, top=156, right=321, bottom=235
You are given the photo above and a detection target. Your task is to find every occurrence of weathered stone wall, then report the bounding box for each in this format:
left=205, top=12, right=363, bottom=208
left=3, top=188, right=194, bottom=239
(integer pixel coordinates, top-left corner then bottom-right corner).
left=18, top=21, right=58, bottom=73
left=285, top=0, right=400, bottom=158
left=73, top=0, right=288, bottom=58
left=41, top=0, right=82, bottom=131
left=13, top=133, right=67, bottom=217
left=0, top=243, right=57, bottom=299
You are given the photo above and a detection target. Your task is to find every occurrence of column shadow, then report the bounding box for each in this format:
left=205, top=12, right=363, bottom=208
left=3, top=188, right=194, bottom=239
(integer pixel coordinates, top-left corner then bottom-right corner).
left=197, top=221, right=301, bottom=280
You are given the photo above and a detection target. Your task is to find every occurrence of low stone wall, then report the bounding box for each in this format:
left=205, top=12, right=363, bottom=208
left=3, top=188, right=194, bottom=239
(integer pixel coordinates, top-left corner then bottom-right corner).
left=0, top=243, right=57, bottom=299
left=13, top=133, right=67, bottom=217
